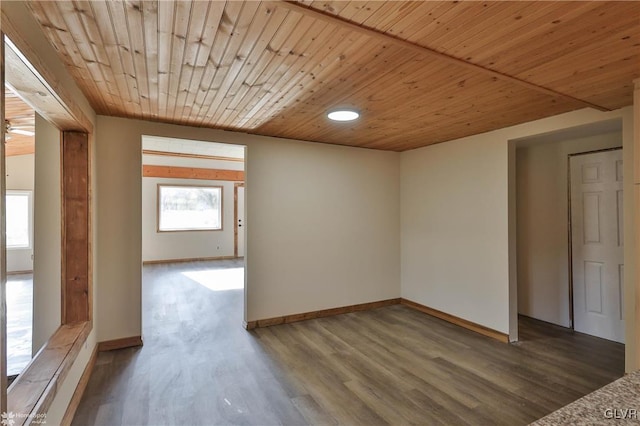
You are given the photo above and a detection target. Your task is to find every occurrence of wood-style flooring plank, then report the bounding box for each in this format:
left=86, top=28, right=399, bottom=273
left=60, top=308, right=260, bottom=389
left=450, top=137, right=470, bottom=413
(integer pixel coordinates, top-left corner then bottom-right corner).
left=72, top=260, right=624, bottom=426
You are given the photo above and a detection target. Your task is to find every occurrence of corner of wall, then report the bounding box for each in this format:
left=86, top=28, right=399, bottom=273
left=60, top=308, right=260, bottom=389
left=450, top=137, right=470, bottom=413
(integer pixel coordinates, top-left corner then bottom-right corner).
left=623, top=105, right=637, bottom=373
left=507, top=141, right=518, bottom=342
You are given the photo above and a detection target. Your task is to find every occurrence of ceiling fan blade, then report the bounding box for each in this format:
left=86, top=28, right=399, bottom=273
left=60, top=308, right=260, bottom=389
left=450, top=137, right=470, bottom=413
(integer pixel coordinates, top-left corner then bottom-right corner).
left=11, top=129, right=35, bottom=136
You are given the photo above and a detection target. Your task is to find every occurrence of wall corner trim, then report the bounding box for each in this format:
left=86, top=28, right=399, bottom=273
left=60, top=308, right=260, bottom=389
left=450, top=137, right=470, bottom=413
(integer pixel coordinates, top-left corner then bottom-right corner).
left=400, top=298, right=509, bottom=343
left=245, top=298, right=509, bottom=344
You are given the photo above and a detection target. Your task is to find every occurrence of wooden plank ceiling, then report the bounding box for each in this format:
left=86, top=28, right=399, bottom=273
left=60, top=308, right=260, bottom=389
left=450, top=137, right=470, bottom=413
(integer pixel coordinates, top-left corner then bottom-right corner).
left=4, top=88, right=35, bottom=157
left=26, top=1, right=640, bottom=151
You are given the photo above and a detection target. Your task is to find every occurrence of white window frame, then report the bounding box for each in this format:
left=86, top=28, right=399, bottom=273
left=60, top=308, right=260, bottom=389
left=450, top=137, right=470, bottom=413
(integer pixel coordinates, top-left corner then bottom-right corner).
left=157, top=184, right=223, bottom=232
left=6, top=190, right=33, bottom=250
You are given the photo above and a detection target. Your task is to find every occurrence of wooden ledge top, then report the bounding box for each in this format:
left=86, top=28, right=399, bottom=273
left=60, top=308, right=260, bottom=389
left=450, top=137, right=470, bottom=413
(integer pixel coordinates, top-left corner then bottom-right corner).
left=8, top=321, right=92, bottom=425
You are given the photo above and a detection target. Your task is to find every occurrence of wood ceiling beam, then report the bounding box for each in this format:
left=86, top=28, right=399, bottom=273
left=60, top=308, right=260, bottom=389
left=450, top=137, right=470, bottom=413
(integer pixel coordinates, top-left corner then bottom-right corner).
left=276, top=0, right=610, bottom=112
left=142, top=165, right=245, bottom=181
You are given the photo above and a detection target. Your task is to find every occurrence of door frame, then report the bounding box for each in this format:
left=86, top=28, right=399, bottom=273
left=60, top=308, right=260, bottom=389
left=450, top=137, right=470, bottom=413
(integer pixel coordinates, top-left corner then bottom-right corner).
left=567, top=146, right=623, bottom=332
left=234, top=182, right=245, bottom=258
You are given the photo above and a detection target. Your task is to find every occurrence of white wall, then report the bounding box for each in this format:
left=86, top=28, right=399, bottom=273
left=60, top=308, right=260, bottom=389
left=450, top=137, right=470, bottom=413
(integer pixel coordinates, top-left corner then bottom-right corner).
left=516, top=131, right=622, bottom=327
left=141, top=153, right=243, bottom=262
left=246, top=136, right=400, bottom=321
left=97, top=116, right=401, bottom=341
left=32, top=115, right=62, bottom=354
left=6, top=153, right=34, bottom=272
left=401, top=134, right=510, bottom=333
left=401, top=107, right=633, bottom=339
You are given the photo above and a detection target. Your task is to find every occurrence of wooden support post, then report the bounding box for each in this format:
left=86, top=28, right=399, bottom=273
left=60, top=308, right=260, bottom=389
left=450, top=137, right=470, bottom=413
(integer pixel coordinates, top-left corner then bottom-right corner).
left=62, top=132, right=89, bottom=324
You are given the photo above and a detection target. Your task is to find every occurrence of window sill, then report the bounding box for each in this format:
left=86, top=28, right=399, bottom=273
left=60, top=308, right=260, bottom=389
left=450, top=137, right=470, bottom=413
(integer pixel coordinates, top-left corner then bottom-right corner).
left=7, top=321, right=91, bottom=425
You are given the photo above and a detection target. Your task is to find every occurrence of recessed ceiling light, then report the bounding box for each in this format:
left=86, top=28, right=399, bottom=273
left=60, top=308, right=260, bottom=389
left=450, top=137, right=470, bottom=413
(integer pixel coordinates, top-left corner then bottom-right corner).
left=327, top=109, right=360, bottom=122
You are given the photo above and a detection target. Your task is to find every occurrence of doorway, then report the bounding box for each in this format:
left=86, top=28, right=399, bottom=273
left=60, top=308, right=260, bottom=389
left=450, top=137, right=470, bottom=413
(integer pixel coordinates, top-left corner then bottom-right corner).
left=569, top=148, right=624, bottom=343
left=514, top=121, right=623, bottom=342
left=140, top=136, right=245, bottom=263
left=140, top=136, right=247, bottom=335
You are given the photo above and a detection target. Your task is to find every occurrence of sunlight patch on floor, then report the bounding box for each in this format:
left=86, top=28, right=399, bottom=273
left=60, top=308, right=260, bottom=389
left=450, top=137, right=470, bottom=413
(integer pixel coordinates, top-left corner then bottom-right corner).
left=182, top=268, right=244, bottom=291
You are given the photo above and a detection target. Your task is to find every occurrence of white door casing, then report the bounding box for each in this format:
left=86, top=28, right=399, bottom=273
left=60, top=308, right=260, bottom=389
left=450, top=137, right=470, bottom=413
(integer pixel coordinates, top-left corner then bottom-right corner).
left=570, top=149, right=624, bottom=343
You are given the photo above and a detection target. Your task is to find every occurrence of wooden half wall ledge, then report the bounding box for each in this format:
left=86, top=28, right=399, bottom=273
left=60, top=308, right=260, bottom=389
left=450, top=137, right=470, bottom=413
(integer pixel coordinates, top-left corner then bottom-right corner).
left=244, top=298, right=509, bottom=343
left=97, top=336, right=143, bottom=352
left=61, top=345, right=98, bottom=426
left=7, top=322, right=92, bottom=426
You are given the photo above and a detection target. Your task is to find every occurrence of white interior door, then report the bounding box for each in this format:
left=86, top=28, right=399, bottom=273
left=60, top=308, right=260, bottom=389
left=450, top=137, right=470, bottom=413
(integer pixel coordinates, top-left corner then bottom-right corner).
left=570, top=149, right=624, bottom=343
left=237, top=186, right=245, bottom=257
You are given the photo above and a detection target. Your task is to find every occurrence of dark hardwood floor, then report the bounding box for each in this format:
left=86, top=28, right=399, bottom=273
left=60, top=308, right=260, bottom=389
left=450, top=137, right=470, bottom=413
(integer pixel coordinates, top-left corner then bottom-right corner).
left=72, top=260, right=624, bottom=425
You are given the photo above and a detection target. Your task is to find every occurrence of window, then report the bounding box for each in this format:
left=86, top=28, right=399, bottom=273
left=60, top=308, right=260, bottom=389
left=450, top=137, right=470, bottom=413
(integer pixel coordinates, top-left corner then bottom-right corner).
left=158, top=185, right=222, bottom=232
left=6, top=190, right=32, bottom=249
